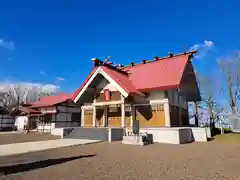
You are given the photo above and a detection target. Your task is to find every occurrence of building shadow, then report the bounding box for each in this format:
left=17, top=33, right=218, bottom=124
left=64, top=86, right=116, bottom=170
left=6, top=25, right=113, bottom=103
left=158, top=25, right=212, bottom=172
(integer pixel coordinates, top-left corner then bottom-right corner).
left=136, top=106, right=153, bottom=120
left=0, top=154, right=96, bottom=175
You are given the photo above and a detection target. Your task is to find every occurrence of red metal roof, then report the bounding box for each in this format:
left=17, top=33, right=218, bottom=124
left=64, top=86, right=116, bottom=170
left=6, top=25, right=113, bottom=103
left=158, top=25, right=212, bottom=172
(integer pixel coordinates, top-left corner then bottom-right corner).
left=100, top=66, right=143, bottom=96
left=72, top=51, right=195, bottom=100
left=31, top=93, right=73, bottom=108
left=18, top=106, right=41, bottom=114
left=123, top=54, right=190, bottom=92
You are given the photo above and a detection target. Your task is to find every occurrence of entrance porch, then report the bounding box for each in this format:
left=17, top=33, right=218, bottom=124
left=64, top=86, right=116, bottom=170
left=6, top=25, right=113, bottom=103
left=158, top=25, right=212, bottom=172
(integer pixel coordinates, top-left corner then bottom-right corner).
left=81, top=99, right=133, bottom=128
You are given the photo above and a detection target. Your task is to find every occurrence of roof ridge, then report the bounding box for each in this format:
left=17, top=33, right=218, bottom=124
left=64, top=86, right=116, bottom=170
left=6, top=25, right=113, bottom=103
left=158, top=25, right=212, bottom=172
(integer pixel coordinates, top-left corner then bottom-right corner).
left=121, top=50, right=197, bottom=69
left=92, top=58, right=129, bottom=75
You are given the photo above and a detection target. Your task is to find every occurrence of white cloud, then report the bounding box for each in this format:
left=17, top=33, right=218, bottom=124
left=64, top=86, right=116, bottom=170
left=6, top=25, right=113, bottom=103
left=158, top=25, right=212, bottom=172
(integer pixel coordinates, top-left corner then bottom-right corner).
left=189, top=40, right=214, bottom=59
left=56, top=77, right=65, bottom=81
left=204, top=40, right=214, bottom=48
left=0, top=39, right=15, bottom=50
left=0, top=81, right=59, bottom=93
left=40, top=70, right=47, bottom=76
left=40, top=84, right=60, bottom=92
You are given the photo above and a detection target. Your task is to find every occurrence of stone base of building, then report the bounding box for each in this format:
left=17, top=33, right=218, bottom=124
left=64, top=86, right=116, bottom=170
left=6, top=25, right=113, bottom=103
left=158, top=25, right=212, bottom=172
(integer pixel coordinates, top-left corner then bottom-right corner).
left=50, top=127, right=210, bottom=144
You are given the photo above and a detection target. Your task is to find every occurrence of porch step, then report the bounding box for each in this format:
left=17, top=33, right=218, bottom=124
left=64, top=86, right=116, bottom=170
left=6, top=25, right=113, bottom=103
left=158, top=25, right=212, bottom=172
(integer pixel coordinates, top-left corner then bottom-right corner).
left=122, top=135, right=149, bottom=146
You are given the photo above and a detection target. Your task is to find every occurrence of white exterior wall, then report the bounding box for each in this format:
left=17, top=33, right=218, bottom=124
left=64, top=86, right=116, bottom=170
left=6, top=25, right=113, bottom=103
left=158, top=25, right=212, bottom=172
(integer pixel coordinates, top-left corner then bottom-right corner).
left=15, top=116, right=28, bottom=130
left=37, top=123, right=52, bottom=132
left=146, top=91, right=165, bottom=101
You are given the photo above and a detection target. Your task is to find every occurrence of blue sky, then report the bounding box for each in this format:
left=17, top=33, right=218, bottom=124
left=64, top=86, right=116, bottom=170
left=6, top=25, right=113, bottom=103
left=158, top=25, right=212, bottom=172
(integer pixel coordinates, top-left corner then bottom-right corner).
left=0, top=0, right=239, bottom=99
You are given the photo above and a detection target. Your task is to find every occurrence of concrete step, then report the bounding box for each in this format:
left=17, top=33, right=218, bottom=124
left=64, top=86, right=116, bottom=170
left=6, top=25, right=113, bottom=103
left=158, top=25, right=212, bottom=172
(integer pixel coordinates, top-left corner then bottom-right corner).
left=122, top=135, right=149, bottom=146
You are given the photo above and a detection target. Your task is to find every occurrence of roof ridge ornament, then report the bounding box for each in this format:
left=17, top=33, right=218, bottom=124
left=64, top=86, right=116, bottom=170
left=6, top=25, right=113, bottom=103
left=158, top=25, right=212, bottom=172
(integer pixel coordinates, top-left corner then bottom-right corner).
left=142, top=59, right=146, bottom=64
left=130, top=62, right=135, bottom=66
left=91, top=57, right=103, bottom=67
left=168, top=52, right=174, bottom=57
left=154, top=56, right=159, bottom=61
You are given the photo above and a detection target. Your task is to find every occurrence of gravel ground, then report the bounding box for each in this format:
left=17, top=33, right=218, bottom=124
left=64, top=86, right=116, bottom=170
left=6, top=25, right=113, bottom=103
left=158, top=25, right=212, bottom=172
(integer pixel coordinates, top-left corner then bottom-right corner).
left=0, top=141, right=240, bottom=180
left=0, top=132, right=60, bottom=145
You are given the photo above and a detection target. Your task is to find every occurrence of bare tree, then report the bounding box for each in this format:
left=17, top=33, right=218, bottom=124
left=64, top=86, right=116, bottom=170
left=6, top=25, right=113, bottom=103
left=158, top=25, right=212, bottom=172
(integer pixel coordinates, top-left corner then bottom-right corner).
left=0, top=83, right=54, bottom=111
left=197, top=74, right=221, bottom=129
left=198, top=76, right=216, bottom=128
left=217, top=52, right=240, bottom=114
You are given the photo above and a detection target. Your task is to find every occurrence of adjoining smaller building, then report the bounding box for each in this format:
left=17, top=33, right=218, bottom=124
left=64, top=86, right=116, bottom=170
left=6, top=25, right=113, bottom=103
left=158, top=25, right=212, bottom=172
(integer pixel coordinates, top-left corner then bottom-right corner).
left=0, top=106, right=15, bottom=131
left=13, top=93, right=81, bottom=132
left=13, top=104, right=40, bottom=131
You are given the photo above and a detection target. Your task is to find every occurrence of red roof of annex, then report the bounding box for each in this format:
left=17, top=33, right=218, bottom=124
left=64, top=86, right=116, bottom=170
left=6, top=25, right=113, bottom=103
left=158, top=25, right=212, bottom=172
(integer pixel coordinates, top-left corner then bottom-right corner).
left=31, top=93, right=72, bottom=108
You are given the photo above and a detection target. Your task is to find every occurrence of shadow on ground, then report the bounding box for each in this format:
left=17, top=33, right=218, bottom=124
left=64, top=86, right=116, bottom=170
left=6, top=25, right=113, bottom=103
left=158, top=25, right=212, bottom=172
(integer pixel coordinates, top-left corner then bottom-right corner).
left=0, top=154, right=96, bottom=175
left=207, top=137, right=214, bottom=141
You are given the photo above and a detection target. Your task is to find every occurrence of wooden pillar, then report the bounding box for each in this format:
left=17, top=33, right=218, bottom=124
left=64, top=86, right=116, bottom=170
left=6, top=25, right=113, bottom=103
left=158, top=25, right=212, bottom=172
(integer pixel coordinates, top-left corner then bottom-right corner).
left=93, top=96, right=97, bottom=127
left=121, top=95, right=125, bottom=127
left=103, top=106, right=108, bottom=127
left=193, top=101, right=198, bottom=127
left=164, top=102, right=171, bottom=127
left=37, top=116, right=40, bottom=132
left=130, top=104, right=134, bottom=127
left=81, top=108, right=85, bottom=127
left=121, top=103, right=125, bottom=127
left=93, top=106, right=96, bottom=127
